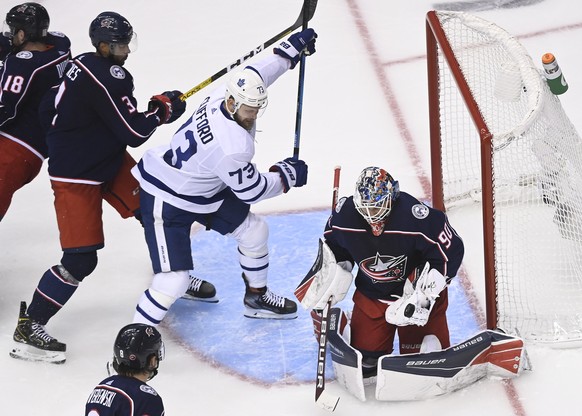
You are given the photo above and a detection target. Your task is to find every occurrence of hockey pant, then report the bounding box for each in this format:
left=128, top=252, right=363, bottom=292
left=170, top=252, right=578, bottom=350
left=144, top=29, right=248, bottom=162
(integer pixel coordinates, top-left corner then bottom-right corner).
left=0, top=134, right=43, bottom=221
left=350, top=289, right=450, bottom=357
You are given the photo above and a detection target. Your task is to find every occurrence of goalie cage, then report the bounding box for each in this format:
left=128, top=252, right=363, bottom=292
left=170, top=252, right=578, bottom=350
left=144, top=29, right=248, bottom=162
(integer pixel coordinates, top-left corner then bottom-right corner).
left=426, top=10, right=582, bottom=347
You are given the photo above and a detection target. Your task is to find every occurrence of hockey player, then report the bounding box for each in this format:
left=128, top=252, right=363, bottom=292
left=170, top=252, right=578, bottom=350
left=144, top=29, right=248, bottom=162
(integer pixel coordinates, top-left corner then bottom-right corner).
left=298, top=166, right=465, bottom=376
left=130, top=28, right=317, bottom=325
left=10, top=11, right=186, bottom=364
left=0, top=2, right=71, bottom=221
left=85, top=323, right=165, bottom=415
left=297, top=167, right=528, bottom=401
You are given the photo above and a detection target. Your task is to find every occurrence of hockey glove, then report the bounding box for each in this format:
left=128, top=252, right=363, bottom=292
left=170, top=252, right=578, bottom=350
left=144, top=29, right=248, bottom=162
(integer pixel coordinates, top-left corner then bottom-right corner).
left=274, top=28, right=317, bottom=69
left=385, top=263, right=447, bottom=327
left=148, top=90, right=187, bottom=125
left=270, top=157, right=308, bottom=193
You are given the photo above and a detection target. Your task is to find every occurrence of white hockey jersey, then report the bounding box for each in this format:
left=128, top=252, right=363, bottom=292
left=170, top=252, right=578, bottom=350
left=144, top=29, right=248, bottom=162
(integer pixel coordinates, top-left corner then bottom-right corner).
left=132, top=54, right=291, bottom=213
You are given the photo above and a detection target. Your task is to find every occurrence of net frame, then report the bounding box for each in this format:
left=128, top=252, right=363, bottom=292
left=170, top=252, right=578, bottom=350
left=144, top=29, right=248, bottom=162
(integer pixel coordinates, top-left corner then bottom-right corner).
left=426, top=10, right=582, bottom=346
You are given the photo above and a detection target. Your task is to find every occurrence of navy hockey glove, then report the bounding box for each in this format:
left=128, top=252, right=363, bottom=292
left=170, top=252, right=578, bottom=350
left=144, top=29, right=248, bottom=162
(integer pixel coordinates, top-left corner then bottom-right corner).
left=274, top=28, right=317, bottom=69
left=270, top=157, right=308, bottom=193
left=0, top=33, right=11, bottom=61
left=148, top=90, right=187, bottom=125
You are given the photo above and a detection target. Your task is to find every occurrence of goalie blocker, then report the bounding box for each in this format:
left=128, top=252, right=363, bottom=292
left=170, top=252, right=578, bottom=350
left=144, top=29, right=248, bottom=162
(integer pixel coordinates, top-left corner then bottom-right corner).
left=327, top=307, right=527, bottom=401
left=294, top=238, right=353, bottom=310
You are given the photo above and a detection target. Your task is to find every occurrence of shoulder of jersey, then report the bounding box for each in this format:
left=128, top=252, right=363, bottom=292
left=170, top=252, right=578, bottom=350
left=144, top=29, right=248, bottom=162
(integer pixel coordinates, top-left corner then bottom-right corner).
left=139, top=384, right=159, bottom=396
left=76, top=53, right=128, bottom=82
left=397, top=192, right=431, bottom=220
left=335, top=196, right=348, bottom=213
left=14, top=50, right=34, bottom=60
left=47, top=32, right=72, bottom=50
left=48, top=31, right=66, bottom=38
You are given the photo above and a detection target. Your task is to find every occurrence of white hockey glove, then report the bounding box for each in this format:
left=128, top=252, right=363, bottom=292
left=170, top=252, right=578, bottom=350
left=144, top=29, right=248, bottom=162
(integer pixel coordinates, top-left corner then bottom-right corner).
left=385, top=263, right=447, bottom=327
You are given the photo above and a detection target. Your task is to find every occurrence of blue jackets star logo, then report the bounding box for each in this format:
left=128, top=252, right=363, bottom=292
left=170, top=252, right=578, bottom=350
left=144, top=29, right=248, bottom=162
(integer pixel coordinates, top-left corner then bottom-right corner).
left=359, top=253, right=407, bottom=282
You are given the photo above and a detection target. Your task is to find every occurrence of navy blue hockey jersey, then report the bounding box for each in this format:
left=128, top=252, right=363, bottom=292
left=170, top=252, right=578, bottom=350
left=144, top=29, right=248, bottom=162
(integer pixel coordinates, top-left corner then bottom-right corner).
left=324, top=192, right=464, bottom=302
left=0, top=32, right=71, bottom=158
left=45, top=52, right=161, bottom=183
left=85, top=375, right=164, bottom=416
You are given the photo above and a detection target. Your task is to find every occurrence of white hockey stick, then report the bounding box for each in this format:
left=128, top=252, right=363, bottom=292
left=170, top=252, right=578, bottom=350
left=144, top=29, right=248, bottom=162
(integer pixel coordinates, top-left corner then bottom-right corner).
left=313, top=166, right=342, bottom=411
left=315, top=296, right=340, bottom=411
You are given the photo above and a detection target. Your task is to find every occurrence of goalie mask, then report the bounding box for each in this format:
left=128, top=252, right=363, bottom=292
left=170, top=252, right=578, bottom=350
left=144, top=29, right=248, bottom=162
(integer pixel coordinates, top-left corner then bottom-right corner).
left=225, top=68, right=268, bottom=116
left=112, top=323, right=164, bottom=380
left=354, top=166, right=400, bottom=236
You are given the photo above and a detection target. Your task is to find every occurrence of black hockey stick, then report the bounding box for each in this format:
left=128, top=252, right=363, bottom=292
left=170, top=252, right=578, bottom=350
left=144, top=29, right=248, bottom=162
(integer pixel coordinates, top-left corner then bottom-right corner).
left=314, top=166, right=341, bottom=412
left=292, top=0, right=315, bottom=159
left=179, top=0, right=319, bottom=102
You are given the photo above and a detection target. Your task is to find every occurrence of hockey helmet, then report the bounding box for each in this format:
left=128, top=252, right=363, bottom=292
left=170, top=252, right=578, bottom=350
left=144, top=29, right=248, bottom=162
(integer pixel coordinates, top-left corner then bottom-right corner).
left=354, top=166, right=400, bottom=224
left=112, top=323, right=164, bottom=376
left=5, top=2, right=49, bottom=41
left=89, top=11, right=135, bottom=50
left=225, top=68, right=268, bottom=115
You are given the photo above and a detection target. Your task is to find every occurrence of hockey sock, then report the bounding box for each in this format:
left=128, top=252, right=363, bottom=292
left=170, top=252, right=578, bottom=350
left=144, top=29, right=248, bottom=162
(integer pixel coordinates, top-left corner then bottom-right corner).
left=134, top=288, right=175, bottom=326
left=239, top=249, right=269, bottom=288
left=27, top=266, right=79, bottom=325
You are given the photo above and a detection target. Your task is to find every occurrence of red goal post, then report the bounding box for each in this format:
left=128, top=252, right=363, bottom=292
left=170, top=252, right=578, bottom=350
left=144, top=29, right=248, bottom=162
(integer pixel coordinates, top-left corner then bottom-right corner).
left=426, top=10, right=582, bottom=346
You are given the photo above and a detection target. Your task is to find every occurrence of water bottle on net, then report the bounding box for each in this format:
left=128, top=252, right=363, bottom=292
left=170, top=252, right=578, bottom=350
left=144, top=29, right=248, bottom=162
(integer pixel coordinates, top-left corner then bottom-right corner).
left=542, top=53, right=568, bottom=95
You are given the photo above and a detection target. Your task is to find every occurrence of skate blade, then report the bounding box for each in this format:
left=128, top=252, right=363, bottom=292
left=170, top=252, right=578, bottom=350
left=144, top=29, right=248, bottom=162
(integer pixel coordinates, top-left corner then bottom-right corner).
left=181, top=293, right=219, bottom=303
left=244, top=307, right=297, bottom=320
left=9, top=342, right=66, bottom=364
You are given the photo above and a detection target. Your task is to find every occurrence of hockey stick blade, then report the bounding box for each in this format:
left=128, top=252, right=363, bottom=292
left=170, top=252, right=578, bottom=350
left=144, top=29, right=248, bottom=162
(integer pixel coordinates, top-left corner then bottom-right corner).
left=180, top=0, right=318, bottom=101
left=316, top=390, right=340, bottom=412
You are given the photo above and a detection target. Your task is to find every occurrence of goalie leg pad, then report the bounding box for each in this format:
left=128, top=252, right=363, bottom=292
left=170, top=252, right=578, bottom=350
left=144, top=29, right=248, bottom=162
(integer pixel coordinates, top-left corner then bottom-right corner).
left=375, top=330, right=525, bottom=401
left=294, top=238, right=353, bottom=310
left=327, top=307, right=366, bottom=402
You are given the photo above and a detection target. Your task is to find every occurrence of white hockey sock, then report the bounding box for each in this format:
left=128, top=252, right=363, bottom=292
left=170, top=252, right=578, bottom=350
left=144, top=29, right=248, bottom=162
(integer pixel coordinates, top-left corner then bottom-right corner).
left=239, top=251, right=269, bottom=288
left=134, top=288, right=175, bottom=326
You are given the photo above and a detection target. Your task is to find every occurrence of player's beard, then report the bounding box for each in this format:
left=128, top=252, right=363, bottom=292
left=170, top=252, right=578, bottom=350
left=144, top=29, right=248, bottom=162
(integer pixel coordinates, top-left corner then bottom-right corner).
left=234, top=113, right=256, bottom=131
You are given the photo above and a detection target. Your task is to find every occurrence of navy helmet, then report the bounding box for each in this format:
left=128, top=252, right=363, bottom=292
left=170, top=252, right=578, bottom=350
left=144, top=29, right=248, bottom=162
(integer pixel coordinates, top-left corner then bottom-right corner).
left=112, top=323, right=164, bottom=378
left=89, top=11, right=133, bottom=48
left=5, top=2, right=50, bottom=41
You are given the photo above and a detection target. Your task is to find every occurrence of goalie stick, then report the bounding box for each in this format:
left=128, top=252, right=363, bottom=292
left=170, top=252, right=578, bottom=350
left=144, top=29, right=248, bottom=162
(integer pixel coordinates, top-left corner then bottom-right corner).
left=179, top=0, right=318, bottom=102
left=314, top=166, right=342, bottom=412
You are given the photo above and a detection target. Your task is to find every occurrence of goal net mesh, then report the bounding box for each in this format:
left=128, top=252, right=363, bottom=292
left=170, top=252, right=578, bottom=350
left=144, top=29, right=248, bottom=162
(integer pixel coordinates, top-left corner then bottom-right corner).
left=431, top=11, right=582, bottom=345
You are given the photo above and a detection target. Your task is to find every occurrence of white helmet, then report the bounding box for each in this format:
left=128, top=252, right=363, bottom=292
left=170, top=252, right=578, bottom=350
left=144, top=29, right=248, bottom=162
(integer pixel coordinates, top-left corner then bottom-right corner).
left=225, top=68, right=268, bottom=115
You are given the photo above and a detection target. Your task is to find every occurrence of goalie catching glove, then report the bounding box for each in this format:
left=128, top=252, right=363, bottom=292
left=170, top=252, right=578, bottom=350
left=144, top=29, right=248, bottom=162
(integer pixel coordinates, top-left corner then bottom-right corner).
left=385, top=262, right=447, bottom=327
left=274, top=28, right=318, bottom=69
left=148, top=90, right=187, bottom=125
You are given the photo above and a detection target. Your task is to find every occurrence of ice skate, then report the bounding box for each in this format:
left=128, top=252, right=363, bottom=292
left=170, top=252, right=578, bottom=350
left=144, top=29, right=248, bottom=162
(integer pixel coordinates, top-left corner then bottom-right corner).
left=10, top=301, right=66, bottom=364
left=181, top=274, right=218, bottom=303
left=242, top=274, right=297, bottom=319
